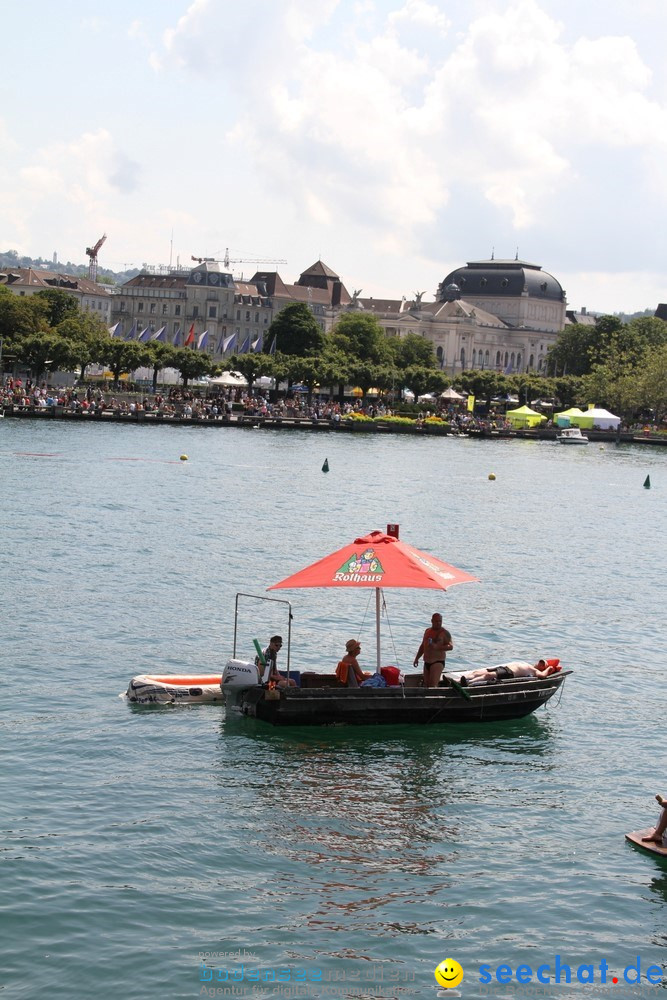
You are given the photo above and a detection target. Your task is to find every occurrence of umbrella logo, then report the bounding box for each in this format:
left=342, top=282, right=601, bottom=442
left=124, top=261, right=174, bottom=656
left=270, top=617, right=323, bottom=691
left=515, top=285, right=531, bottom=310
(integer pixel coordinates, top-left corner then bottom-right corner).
left=334, top=547, right=385, bottom=582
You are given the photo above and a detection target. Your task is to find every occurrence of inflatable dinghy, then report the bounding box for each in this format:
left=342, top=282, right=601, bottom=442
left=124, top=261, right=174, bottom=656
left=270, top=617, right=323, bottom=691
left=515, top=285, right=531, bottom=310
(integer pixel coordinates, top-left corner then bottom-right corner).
left=124, top=674, right=223, bottom=705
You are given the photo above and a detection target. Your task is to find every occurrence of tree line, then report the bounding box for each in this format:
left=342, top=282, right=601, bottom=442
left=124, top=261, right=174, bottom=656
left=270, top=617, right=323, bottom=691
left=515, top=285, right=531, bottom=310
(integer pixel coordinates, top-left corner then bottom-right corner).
left=2, top=289, right=666, bottom=419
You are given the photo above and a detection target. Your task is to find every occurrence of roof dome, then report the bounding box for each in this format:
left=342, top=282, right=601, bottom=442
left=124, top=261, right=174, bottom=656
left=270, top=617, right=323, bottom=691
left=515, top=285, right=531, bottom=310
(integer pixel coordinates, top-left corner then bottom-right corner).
left=438, top=259, right=564, bottom=303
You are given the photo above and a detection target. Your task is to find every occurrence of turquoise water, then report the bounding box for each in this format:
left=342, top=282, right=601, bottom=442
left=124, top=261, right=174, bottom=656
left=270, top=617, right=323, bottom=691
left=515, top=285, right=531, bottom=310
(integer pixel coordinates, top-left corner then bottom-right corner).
left=1, top=420, right=665, bottom=1000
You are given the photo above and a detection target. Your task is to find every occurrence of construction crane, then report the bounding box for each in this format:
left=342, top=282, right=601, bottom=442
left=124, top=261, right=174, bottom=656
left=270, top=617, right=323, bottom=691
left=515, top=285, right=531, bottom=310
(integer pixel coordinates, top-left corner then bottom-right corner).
left=190, top=249, right=287, bottom=271
left=86, top=234, right=107, bottom=282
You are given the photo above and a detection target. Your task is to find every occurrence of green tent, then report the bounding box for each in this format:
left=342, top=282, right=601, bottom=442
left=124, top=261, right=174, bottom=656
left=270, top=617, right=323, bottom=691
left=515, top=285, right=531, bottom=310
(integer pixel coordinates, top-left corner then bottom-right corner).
left=505, top=405, right=547, bottom=428
left=555, top=406, right=586, bottom=428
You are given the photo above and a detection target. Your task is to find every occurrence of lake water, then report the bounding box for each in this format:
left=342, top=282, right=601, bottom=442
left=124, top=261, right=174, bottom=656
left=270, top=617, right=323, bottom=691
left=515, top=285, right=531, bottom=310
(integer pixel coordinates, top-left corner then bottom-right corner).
left=1, top=419, right=665, bottom=1000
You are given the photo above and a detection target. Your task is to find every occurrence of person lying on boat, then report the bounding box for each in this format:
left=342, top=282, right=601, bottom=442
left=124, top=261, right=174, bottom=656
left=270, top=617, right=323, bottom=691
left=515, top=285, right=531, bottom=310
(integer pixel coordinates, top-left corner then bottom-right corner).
left=457, top=659, right=559, bottom=686
left=642, top=795, right=667, bottom=845
left=255, top=635, right=296, bottom=689
left=335, top=640, right=371, bottom=688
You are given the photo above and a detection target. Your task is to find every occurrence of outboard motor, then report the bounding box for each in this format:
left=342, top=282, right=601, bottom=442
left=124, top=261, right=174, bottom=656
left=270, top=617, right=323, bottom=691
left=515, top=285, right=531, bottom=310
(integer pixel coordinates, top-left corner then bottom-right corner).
left=221, top=659, right=262, bottom=709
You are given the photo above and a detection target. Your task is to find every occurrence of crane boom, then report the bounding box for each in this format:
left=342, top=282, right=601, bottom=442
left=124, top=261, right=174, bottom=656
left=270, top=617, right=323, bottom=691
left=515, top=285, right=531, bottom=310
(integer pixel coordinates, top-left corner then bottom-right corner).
left=86, top=233, right=107, bottom=281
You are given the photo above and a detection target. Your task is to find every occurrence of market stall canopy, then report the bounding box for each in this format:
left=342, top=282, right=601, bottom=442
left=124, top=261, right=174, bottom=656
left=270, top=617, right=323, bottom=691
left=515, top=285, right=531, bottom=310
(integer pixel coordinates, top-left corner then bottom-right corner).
left=555, top=406, right=586, bottom=427
left=505, top=405, right=547, bottom=428
left=440, top=387, right=465, bottom=400
left=576, top=407, right=621, bottom=430
left=208, top=371, right=246, bottom=386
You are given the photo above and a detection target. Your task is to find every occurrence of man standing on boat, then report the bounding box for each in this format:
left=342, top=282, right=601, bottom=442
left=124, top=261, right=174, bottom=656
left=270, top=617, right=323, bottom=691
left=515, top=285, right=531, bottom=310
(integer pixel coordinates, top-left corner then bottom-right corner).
left=414, top=613, right=453, bottom=688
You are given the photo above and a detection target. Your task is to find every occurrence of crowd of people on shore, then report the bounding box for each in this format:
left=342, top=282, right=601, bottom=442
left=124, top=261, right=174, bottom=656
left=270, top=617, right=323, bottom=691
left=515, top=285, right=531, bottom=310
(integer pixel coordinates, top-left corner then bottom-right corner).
left=1, top=376, right=664, bottom=434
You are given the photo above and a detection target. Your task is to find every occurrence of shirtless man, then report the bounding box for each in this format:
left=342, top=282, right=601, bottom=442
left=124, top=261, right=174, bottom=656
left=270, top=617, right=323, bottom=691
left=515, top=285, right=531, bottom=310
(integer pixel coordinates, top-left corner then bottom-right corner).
left=642, top=795, right=667, bottom=845
left=458, top=659, right=556, bottom=686
left=414, top=613, right=453, bottom=688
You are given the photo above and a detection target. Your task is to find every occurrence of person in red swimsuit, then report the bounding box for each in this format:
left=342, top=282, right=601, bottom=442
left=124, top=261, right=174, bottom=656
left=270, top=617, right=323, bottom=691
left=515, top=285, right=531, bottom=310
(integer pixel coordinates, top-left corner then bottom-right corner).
left=414, top=613, right=453, bottom=688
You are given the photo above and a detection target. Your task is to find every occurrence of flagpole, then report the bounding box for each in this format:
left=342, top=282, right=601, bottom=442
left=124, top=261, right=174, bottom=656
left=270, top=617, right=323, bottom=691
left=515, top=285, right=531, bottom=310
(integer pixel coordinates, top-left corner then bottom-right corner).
left=375, top=588, right=381, bottom=674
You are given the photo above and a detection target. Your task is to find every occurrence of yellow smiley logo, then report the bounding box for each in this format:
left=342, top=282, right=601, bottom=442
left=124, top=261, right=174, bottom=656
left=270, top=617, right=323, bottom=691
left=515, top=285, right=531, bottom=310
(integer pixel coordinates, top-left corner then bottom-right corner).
left=434, top=958, right=464, bottom=988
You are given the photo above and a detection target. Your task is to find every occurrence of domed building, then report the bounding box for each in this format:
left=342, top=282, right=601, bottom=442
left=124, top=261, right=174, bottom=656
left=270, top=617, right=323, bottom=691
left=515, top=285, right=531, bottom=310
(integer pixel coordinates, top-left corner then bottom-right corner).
left=438, top=258, right=566, bottom=334
left=355, top=256, right=568, bottom=375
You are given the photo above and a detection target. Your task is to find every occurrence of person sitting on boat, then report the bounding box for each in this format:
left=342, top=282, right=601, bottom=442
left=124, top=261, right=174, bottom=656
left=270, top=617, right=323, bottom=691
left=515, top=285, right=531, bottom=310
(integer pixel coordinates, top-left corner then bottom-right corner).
left=255, top=635, right=296, bottom=689
left=642, top=795, right=667, bottom=845
left=457, top=659, right=558, bottom=686
left=414, top=613, right=453, bottom=688
left=335, top=640, right=369, bottom=688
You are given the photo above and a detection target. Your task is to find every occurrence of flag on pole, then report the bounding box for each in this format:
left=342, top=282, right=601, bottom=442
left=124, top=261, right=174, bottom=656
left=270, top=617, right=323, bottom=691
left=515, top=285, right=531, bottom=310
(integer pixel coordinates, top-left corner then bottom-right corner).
left=107, top=321, right=121, bottom=338
left=504, top=362, right=513, bottom=374
left=239, top=335, right=250, bottom=354
left=138, top=326, right=152, bottom=342
left=251, top=335, right=262, bottom=353
left=196, top=331, right=209, bottom=350
left=222, top=332, right=237, bottom=354
left=184, top=323, right=195, bottom=347
left=269, top=335, right=277, bottom=355
left=124, top=321, right=138, bottom=341
left=151, top=326, right=166, bottom=342
left=173, top=327, right=182, bottom=347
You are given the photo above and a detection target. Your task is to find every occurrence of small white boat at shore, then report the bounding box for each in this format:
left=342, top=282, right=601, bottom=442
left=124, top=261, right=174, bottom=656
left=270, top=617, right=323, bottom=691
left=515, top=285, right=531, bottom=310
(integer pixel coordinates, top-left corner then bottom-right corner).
left=124, top=674, right=223, bottom=705
left=557, top=426, right=588, bottom=445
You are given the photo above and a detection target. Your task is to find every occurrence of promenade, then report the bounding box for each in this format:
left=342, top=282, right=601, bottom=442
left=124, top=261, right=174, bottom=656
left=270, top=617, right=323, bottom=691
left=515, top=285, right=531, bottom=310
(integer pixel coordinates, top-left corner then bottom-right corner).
left=3, top=401, right=666, bottom=446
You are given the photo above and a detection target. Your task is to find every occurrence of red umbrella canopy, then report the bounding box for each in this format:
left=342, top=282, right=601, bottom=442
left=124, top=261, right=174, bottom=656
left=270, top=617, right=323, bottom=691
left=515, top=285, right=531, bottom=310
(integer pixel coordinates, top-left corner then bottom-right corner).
left=268, top=530, right=479, bottom=591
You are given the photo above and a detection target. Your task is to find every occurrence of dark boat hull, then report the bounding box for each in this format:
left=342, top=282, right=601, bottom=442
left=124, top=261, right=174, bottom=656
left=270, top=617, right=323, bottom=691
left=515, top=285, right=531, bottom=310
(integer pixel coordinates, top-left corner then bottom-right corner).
left=236, top=672, right=570, bottom=726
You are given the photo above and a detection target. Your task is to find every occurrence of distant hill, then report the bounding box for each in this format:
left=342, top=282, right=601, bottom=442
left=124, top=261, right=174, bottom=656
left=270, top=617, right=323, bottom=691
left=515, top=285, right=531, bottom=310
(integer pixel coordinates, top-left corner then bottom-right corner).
left=0, top=249, right=140, bottom=286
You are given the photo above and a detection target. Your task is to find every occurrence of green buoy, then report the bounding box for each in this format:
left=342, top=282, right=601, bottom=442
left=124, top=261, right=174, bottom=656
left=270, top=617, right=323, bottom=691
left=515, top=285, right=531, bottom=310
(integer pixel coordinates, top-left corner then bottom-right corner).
left=322, top=458, right=329, bottom=473
left=644, top=475, right=651, bottom=489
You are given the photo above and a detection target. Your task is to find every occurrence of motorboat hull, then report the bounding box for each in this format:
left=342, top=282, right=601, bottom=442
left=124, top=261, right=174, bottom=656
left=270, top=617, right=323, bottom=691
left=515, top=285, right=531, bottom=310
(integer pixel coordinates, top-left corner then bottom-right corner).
left=232, top=671, right=570, bottom=726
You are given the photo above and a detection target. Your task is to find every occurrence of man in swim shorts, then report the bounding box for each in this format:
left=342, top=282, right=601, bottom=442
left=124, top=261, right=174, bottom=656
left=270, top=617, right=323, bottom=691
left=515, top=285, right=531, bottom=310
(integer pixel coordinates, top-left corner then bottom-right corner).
left=458, top=660, right=556, bottom=686
left=414, top=613, right=453, bottom=688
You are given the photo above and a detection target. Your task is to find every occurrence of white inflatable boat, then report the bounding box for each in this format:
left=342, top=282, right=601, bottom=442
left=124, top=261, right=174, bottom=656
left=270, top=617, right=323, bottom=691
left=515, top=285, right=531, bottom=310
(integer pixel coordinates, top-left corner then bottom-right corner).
left=124, top=674, right=224, bottom=705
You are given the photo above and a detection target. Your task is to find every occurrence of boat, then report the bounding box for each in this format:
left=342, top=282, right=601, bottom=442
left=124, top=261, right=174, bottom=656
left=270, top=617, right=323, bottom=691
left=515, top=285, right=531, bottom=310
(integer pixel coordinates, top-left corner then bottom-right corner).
left=556, top=426, right=588, bottom=445
left=124, top=674, right=223, bottom=705
left=222, top=663, right=571, bottom=726
left=219, top=529, right=571, bottom=726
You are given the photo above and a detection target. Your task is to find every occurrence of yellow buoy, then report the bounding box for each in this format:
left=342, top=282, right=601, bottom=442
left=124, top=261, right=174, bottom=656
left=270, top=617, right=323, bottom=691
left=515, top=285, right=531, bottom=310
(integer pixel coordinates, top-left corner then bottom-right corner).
left=180, top=454, right=188, bottom=461
left=488, top=473, right=496, bottom=481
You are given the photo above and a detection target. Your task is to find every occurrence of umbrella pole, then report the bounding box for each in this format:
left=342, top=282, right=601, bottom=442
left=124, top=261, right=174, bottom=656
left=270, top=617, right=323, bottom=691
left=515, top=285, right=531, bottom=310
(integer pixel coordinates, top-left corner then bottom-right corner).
left=375, top=587, right=381, bottom=674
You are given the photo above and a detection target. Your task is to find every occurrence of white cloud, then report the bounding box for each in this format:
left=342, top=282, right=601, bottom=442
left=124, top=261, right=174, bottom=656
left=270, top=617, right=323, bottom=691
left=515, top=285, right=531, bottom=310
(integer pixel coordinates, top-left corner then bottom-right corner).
left=149, top=0, right=667, bottom=264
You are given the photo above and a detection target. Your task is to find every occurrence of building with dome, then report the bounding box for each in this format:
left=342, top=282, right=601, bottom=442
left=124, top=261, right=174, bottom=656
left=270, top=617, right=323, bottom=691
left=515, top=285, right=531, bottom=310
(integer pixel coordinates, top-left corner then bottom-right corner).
left=355, top=257, right=567, bottom=374
left=110, top=254, right=566, bottom=374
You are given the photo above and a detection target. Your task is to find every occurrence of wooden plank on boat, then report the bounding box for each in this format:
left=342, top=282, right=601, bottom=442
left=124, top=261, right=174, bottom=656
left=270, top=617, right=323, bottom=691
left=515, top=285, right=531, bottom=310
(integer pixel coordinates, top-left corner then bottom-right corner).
left=625, top=829, right=667, bottom=858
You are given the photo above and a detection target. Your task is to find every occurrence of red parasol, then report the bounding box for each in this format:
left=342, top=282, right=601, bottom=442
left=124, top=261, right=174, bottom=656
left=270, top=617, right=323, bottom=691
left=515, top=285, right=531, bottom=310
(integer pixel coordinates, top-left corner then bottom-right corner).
left=269, top=530, right=479, bottom=672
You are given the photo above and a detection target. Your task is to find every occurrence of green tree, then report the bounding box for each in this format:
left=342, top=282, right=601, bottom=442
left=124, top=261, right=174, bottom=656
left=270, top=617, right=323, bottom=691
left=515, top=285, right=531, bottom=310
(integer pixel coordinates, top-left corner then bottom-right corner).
left=330, top=313, right=392, bottom=364
left=0, top=287, right=47, bottom=344
left=172, top=348, right=214, bottom=387
left=56, top=312, right=109, bottom=380
left=101, top=340, right=146, bottom=385
left=391, top=333, right=437, bottom=369
left=224, top=353, right=274, bottom=391
left=267, top=303, right=324, bottom=356
left=546, top=324, right=597, bottom=376
left=15, top=332, right=78, bottom=382
left=395, top=365, right=445, bottom=402
left=34, top=288, right=79, bottom=327
left=144, top=342, right=179, bottom=392
left=638, top=343, right=667, bottom=421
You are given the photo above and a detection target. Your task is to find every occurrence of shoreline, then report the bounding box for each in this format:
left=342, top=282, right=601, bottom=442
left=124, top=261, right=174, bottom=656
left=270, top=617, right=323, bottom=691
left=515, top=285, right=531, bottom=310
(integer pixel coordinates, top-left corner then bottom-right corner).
left=3, top=404, right=667, bottom=446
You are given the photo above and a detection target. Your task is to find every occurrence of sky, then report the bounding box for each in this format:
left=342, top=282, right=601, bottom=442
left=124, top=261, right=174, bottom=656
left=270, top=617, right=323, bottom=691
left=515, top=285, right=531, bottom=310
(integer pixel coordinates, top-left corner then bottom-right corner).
left=2, top=0, right=666, bottom=314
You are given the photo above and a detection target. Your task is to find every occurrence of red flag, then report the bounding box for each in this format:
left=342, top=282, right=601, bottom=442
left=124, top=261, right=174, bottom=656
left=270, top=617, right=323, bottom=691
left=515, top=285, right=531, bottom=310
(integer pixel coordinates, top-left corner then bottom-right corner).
left=184, top=323, right=195, bottom=347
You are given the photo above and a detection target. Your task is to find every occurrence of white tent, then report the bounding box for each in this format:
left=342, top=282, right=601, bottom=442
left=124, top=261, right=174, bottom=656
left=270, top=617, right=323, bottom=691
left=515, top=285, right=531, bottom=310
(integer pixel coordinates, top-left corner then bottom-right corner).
left=577, top=407, right=621, bottom=430
left=208, top=371, right=247, bottom=386
left=440, top=387, right=465, bottom=400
